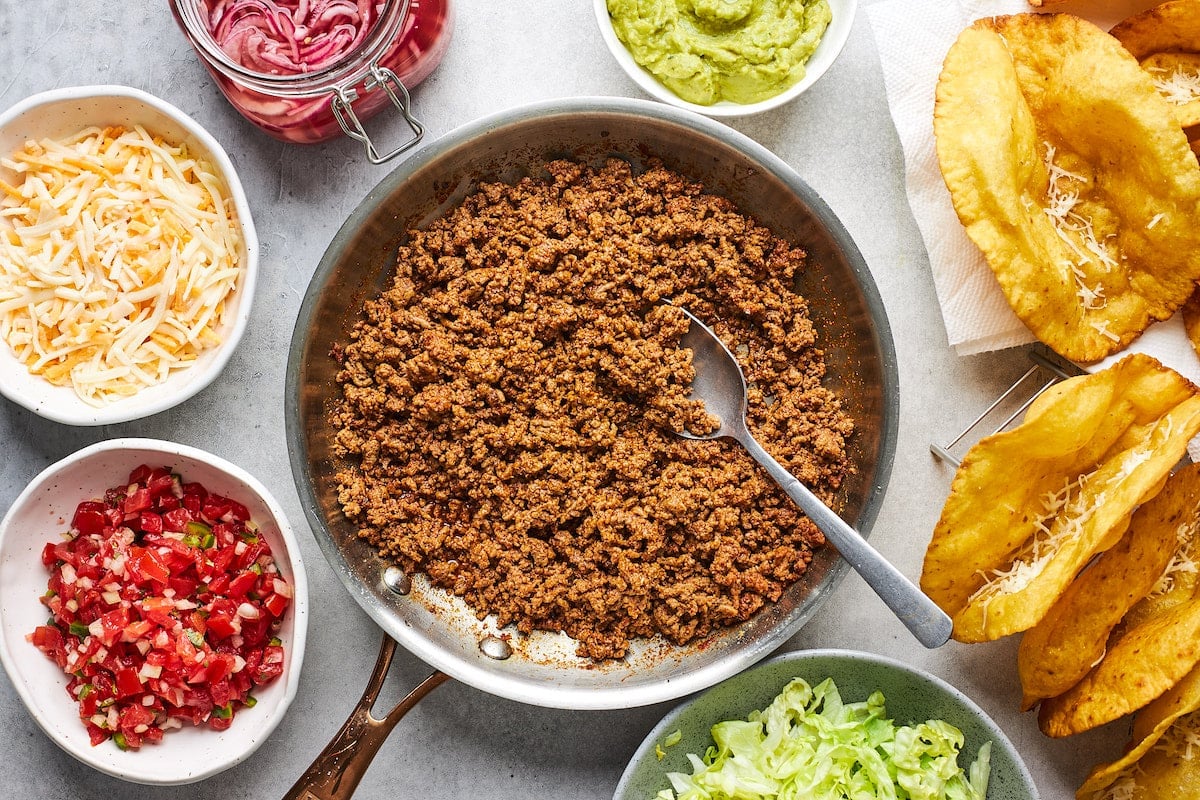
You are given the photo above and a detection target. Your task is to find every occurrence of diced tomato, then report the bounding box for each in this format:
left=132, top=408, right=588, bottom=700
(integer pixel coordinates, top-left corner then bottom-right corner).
left=201, top=495, right=233, bottom=523
left=241, top=614, right=272, bottom=647
left=86, top=722, right=108, bottom=747
left=263, top=592, right=290, bottom=618
left=29, top=625, right=65, bottom=663
left=119, top=701, right=154, bottom=730
left=52, top=541, right=76, bottom=567
left=207, top=574, right=231, bottom=595
left=209, top=676, right=232, bottom=707
left=168, top=575, right=199, bottom=598
left=71, top=501, right=108, bottom=536
left=208, top=714, right=233, bottom=732
left=147, top=472, right=175, bottom=498
left=161, top=507, right=193, bottom=533
left=115, top=667, right=143, bottom=699
left=138, top=512, right=163, bottom=535
left=253, top=645, right=286, bottom=684
left=102, top=505, right=125, bottom=528
left=96, top=608, right=130, bottom=647
left=206, top=611, right=238, bottom=640
left=79, top=687, right=99, bottom=718
left=182, top=493, right=203, bottom=515
left=227, top=570, right=259, bottom=599
left=206, top=654, right=234, bottom=685
left=128, top=465, right=154, bottom=486
left=210, top=546, right=236, bottom=576
left=130, top=547, right=171, bottom=586
left=122, top=488, right=152, bottom=516
left=138, top=596, right=176, bottom=627
left=234, top=539, right=268, bottom=570
left=123, top=618, right=153, bottom=639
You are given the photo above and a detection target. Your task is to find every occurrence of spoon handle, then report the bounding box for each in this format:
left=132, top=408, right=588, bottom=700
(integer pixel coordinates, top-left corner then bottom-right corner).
left=738, top=432, right=954, bottom=648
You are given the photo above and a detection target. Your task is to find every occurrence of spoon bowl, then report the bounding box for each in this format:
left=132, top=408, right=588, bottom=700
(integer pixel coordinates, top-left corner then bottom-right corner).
left=675, top=307, right=953, bottom=649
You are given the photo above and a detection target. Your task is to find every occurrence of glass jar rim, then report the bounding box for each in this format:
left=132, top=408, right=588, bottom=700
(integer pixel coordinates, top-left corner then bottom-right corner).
left=169, top=0, right=412, bottom=96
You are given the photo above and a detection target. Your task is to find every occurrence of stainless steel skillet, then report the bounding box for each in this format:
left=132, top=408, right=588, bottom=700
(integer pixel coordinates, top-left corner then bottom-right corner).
left=283, top=97, right=899, bottom=796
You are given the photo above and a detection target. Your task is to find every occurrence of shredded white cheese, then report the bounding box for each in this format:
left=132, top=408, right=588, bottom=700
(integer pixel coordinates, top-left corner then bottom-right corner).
left=1090, top=320, right=1121, bottom=342
left=1098, top=773, right=1138, bottom=800
left=1042, top=143, right=1115, bottom=313
left=1151, top=64, right=1200, bottom=106
left=971, top=445, right=1155, bottom=608
left=1150, top=499, right=1200, bottom=598
left=969, top=473, right=1093, bottom=605
left=1071, top=263, right=1106, bottom=310
left=0, top=125, right=243, bottom=405
left=1160, top=711, right=1200, bottom=761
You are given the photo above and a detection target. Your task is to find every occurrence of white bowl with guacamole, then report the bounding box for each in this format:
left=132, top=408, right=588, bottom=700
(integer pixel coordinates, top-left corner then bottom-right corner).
left=594, top=0, right=855, bottom=116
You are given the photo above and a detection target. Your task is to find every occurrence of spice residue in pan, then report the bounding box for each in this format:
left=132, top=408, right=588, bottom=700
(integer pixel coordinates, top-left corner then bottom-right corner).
left=327, top=158, right=854, bottom=661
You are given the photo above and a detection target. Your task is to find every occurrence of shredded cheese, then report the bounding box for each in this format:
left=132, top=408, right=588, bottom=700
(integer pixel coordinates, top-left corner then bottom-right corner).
left=1150, top=499, right=1200, bottom=598
left=0, top=125, right=243, bottom=405
left=1159, top=711, right=1200, bottom=761
left=1042, top=142, right=1116, bottom=314
left=971, top=447, right=1156, bottom=608
left=1098, top=773, right=1137, bottom=800
left=1090, top=320, right=1121, bottom=343
left=1071, top=263, right=1106, bottom=310
left=1151, top=64, right=1200, bottom=106
left=969, top=473, right=1093, bottom=606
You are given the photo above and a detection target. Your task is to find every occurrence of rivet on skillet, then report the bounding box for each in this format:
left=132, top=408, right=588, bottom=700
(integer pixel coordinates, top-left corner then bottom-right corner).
left=479, top=635, right=512, bottom=660
left=382, top=566, right=411, bottom=595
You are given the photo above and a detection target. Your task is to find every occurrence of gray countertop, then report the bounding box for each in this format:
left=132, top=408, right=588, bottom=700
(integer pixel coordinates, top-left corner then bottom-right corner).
left=0, top=2, right=1128, bottom=798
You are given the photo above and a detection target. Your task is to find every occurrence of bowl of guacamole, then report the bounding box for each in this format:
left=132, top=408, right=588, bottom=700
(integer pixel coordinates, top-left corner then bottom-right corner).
left=594, top=0, right=856, bottom=116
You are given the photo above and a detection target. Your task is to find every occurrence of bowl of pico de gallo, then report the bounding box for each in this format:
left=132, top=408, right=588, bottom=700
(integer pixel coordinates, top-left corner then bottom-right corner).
left=0, top=438, right=308, bottom=785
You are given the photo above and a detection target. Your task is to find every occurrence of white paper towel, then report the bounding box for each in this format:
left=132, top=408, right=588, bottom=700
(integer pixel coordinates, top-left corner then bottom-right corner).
left=864, top=0, right=1200, bottom=379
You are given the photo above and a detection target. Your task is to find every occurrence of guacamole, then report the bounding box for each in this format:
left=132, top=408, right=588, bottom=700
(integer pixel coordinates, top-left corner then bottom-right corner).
left=606, top=0, right=833, bottom=106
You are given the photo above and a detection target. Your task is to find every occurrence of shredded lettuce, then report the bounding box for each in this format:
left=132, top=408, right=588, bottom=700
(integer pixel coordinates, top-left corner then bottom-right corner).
left=655, top=677, right=992, bottom=800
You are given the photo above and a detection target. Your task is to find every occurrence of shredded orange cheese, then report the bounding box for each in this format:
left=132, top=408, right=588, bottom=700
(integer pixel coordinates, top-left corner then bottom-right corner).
left=0, top=125, right=243, bottom=405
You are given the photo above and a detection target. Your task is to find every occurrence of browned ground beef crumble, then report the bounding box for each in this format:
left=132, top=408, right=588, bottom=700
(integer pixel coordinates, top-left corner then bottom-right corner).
left=329, top=158, right=854, bottom=660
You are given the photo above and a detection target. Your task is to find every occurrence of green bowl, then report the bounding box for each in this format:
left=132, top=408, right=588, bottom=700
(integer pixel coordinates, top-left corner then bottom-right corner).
left=614, top=649, right=1038, bottom=800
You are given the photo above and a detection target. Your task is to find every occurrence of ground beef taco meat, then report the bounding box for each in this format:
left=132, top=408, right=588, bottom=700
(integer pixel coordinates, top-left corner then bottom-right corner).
left=329, top=158, right=854, bottom=660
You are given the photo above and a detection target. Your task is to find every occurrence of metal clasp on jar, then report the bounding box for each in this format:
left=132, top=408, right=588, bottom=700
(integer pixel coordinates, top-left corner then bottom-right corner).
left=331, top=63, right=424, bottom=165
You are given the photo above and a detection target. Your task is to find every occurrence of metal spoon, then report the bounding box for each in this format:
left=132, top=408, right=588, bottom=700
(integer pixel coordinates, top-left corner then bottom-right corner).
left=674, top=307, right=953, bottom=649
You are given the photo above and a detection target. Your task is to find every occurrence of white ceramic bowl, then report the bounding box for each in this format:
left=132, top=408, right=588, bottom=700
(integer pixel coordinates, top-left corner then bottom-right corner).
left=615, top=649, right=1039, bottom=800
left=0, top=439, right=308, bottom=785
left=0, top=85, right=259, bottom=425
left=593, top=0, right=856, bottom=117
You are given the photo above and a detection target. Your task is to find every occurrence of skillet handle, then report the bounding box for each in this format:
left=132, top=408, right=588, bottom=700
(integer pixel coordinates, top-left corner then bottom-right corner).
left=282, top=634, right=450, bottom=800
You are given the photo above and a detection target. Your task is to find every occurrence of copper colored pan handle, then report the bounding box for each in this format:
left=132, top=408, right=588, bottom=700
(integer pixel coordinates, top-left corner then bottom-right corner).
left=282, top=635, right=450, bottom=800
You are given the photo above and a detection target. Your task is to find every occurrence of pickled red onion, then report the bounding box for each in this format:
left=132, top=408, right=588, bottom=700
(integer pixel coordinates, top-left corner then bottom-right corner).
left=204, top=0, right=383, bottom=74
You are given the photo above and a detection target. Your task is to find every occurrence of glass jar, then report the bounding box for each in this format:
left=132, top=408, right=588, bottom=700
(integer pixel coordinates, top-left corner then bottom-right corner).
left=169, top=0, right=453, bottom=163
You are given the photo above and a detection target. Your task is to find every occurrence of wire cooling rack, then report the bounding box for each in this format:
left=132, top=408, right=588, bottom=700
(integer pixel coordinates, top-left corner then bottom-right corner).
left=930, top=347, right=1085, bottom=468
